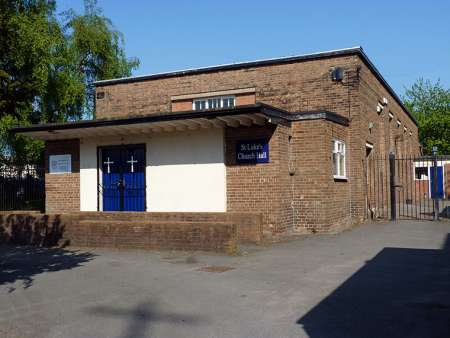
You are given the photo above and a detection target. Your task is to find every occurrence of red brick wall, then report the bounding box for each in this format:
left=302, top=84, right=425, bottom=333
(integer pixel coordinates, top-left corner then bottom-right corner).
left=45, top=139, right=80, bottom=213
left=0, top=212, right=264, bottom=253
left=324, top=121, right=352, bottom=230
left=445, top=164, right=450, bottom=198
left=68, top=220, right=238, bottom=253
left=225, top=124, right=291, bottom=235
left=96, top=55, right=360, bottom=120
left=358, top=61, right=421, bottom=220
left=236, top=93, right=256, bottom=106
left=171, top=100, right=192, bottom=112
left=415, top=180, right=430, bottom=199
left=358, top=61, right=420, bottom=158
left=289, top=119, right=352, bottom=232
left=89, top=53, right=421, bottom=233
left=70, top=211, right=263, bottom=244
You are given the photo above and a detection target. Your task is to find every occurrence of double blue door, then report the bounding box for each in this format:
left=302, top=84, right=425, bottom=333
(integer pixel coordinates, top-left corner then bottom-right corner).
left=101, top=145, right=146, bottom=211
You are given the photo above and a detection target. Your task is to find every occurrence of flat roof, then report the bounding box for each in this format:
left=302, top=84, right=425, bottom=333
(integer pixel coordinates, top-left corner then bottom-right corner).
left=93, top=46, right=416, bottom=126
left=94, top=46, right=361, bottom=86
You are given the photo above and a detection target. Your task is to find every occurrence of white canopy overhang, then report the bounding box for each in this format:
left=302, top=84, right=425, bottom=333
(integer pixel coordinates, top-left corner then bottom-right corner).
left=12, top=103, right=291, bottom=141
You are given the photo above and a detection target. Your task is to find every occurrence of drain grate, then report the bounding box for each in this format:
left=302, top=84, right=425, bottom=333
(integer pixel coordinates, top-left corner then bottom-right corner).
left=197, top=266, right=235, bottom=273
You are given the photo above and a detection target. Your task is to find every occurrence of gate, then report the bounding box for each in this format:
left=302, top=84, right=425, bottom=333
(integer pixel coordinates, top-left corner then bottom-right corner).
left=98, top=144, right=146, bottom=212
left=0, top=164, right=45, bottom=211
left=367, top=154, right=450, bottom=220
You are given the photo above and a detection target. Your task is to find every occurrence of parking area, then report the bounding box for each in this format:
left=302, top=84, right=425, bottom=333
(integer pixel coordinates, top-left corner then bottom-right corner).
left=1, top=220, right=449, bottom=338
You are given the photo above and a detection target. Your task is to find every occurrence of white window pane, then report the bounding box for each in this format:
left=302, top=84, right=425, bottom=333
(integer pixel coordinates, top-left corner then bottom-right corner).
left=195, top=96, right=235, bottom=110
left=208, top=98, right=219, bottom=109
left=333, top=153, right=338, bottom=176
left=339, top=154, right=345, bottom=176
left=222, top=97, right=235, bottom=108
left=332, top=140, right=346, bottom=177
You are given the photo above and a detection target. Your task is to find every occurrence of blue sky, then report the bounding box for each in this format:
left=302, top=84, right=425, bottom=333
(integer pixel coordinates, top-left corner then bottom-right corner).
left=58, top=0, right=449, bottom=96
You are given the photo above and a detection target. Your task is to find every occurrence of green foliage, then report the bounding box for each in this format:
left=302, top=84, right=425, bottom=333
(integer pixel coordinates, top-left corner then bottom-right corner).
left=0, top=0, right=139, bottom=163
left=404, top=79, right=450, bottom=155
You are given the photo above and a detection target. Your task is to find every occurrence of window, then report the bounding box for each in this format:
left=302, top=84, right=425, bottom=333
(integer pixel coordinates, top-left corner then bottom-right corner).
left=193, top=96, right=235, bottom=110
left=222, top=97, right=235, bottom=108
left=194, top=100, right=207, bottom=110
left=415, top=167, right=428, bottom=180
left=332, top=140, right=346, bottom=179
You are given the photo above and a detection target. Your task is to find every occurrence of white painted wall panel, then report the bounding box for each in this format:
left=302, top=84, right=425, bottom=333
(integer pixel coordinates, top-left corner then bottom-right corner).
left=147, top=129, right=226, bottom=212
left=80, top=139, right=98, bottom=211
left=78, top=129, right=226, bottom=212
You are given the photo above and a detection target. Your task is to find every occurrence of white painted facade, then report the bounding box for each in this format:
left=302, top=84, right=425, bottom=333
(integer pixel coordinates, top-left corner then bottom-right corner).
left=79, top=128, right=226, bottom=212
left=80, top=139, right=98, bottom=211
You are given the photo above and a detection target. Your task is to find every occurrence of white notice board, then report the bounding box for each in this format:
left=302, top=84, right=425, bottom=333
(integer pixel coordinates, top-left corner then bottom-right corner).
left=49, top=154, right=72, bottom=174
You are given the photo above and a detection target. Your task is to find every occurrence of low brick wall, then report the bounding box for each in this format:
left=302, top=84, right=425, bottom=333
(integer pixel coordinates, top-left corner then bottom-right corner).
left=70, top=212, right=263, bottom=244
left=0, top=213, right=67, bottom=246
left=0, top=212, right=262, bottom=253
left=66, top=220, right=238, bottom=253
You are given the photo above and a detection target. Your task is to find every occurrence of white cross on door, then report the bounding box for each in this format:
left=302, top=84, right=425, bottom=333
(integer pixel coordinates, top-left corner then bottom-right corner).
left=104, top=157, right=114, bottom=174
left=127, top=155, right=138, bottom=173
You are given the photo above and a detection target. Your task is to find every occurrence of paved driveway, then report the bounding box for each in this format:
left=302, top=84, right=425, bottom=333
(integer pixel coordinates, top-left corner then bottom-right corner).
left=1, top=220, right=449, bottom=338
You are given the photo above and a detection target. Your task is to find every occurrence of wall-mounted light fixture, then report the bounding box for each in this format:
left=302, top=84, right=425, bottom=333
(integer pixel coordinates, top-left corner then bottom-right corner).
left=330, top=67, right=344, bottom=82
left=376, top=104, right=383, bottom=114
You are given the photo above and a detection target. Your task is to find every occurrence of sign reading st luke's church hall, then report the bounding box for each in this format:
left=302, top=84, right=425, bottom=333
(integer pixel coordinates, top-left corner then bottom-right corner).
left=236, top=139, right=269, bottom=164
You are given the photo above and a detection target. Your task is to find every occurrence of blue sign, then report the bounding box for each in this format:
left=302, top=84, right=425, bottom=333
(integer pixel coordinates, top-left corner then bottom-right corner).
left=236, top=139, right=269, bottom=164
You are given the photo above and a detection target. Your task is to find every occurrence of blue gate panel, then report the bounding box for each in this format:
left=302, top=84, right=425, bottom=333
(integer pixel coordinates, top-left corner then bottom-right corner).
left=101, top=145, right=146, bottom=212
left=430, top=166, right=444, bottom=199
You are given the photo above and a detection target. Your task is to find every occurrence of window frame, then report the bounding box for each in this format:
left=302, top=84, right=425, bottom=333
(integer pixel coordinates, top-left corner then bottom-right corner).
left=414, top=166, right=429, bottom=181
left=332, top=139, right=347, bottom=180
left=192, top=96, right=235, bottom=111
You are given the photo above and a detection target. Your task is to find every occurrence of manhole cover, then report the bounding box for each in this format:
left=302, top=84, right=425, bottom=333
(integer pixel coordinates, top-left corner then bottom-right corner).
left=197, top=266, right=235, bottom=273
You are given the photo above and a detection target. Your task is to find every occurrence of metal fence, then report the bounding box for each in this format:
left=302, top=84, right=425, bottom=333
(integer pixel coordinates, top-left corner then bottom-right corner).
left=367, top=154, right=450, bottom=221
left=0, top=164, right=45, bottom=211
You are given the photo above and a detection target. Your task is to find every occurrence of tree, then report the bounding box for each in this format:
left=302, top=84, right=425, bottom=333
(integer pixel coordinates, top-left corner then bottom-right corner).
left=0, top=0, right=139, bottom=163
left=47, top=0, right=139, bottom=121
left=0, top=0, right=60, bottom=163
left=403, top=79, right=450, bottom=155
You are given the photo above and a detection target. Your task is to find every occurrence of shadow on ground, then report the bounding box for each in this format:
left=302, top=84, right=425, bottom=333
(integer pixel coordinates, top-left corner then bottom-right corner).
left=297, top=234, right=450, bottom=338
left=88, top=301, right=203, bottom=338
left=0, top=245, right=96, bottom=293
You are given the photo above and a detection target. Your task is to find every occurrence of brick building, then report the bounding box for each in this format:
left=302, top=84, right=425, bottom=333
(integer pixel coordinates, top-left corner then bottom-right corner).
left=14, top=46, right=420, bottom=238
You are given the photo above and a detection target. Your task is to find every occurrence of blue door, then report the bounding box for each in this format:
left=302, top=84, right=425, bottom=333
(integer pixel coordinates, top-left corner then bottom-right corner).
left=101, top=145, right=146, bottom=211
left=430, top=166, right=444, bottom=199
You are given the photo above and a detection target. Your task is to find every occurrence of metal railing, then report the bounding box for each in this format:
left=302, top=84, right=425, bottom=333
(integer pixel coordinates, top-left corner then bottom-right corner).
left=0, top=164, right=45, bottom=211
left=367, top=154, right=450, bottom=221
